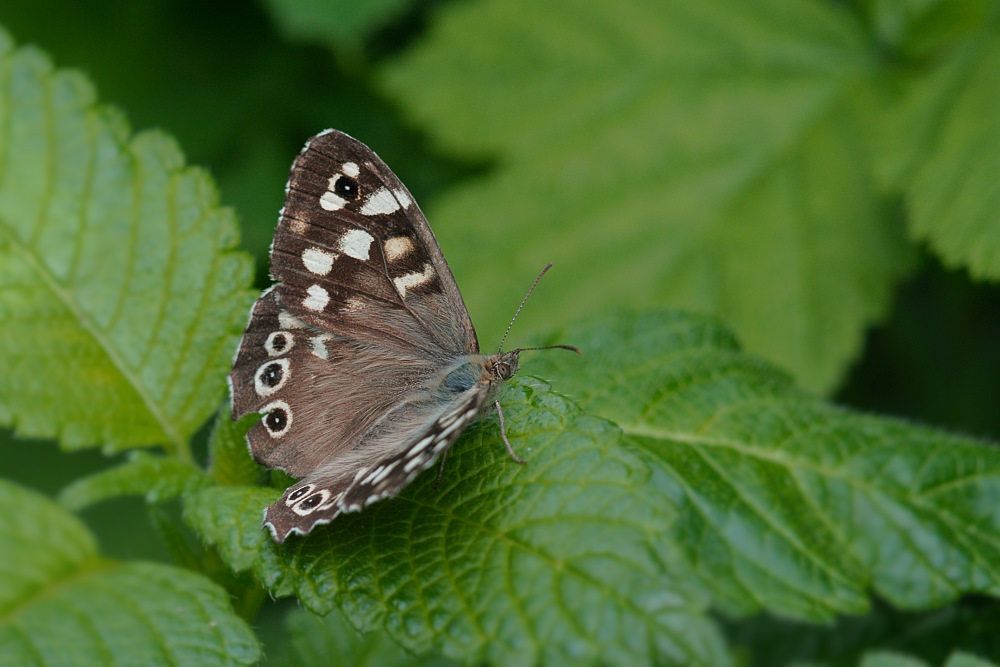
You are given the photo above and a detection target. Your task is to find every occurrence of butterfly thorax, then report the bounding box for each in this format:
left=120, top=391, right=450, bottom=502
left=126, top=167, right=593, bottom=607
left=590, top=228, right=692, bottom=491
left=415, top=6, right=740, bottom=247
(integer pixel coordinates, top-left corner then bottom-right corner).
left=441, top=350, right=519, bottom=404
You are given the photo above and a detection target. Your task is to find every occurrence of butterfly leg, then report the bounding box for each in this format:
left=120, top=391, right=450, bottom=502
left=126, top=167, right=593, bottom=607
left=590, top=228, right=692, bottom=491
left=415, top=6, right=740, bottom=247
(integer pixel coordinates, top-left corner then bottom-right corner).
left=495, top=400, right=527, bottom=464
left=434, top=450, right=448, bottom=489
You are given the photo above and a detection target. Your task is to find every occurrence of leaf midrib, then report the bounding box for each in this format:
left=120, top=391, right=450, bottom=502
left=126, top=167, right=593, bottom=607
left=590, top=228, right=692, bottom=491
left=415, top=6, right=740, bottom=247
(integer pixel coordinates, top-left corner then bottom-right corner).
left=0, top=224, right=188, bottom=458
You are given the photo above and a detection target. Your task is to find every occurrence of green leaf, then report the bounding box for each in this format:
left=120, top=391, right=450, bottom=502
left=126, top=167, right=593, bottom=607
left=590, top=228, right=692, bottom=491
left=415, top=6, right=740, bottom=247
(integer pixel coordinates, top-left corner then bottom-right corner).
left=0, top=29, right=256, bottom=455
left=530, top=310, right=1000, bottom=620
left=884, top=27, right=1000, bottom=279
left=946, top=652, right=999, bottom=667
left=261, top=0, right=416, bottom=49
left=725, top=597, right=1000, bottom=666
left=206, top=403, right=263, bottom=487
left=183, top=484, right=295, bottom=598
left=58, top=451, right=211, bottom=511
left=861, top=652, right=930, bottom=667
left=187, top=381, right=730, bottom=666
left=380, top=0, right=914, bottom=393
left=273, top=607, right=457, bottom=667
left=0, top=479, right=259, bottom=666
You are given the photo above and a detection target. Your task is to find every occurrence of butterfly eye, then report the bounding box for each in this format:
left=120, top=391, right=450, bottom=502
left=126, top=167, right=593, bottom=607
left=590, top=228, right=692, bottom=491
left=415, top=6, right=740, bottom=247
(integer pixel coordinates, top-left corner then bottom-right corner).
left=333, top=175, right=360, bottom=200
left=495, top=362, right=511, bottom=379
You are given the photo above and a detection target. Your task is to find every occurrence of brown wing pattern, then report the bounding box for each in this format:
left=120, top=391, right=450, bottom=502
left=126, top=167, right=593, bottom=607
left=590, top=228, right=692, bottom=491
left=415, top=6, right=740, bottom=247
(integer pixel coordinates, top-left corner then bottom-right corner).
left=271, top=129, right=477, bottom=355
left=229, top=130, right=499, bottom=542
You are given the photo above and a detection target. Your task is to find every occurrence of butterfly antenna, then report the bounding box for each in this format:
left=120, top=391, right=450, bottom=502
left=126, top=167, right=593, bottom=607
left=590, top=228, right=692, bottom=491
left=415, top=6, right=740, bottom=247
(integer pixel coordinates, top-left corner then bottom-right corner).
left=498, top=263, right=553, bottom=353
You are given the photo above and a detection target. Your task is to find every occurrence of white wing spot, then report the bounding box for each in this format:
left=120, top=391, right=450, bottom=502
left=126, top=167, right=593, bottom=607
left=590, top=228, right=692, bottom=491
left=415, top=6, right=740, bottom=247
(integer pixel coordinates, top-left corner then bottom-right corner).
left=384, top=236, right=414, bottom=262
left=289, top=219, right=307, bottom=234
left=393, top=188, right=412, bottom=209
left=359, top=188, right=401, bottom=216
left=302, top=247, right=336, bottom=275
left=320, top=175, right=347, bottom=211
left=353, top=467, right=369, bottom=483
left=361, top=466, right=384, bottom=486
left=404, top=454, right=428, bottom=473
left=278, top=311, right=307, bottom=329
left=407, top=435, right=435, bottom=457
left=309, top=334, right=332, bottom=360
left=393, top=263, right=436, bottom=298
left=438, top=418, right=467, bottom=440
left=342, top=161, right=360, bottom=177
left=371, top=461, right=399, bottom=484
left=320, top=192, right=346, bottom=211
left=339, top=229, right=374, bottom=260
left=303, top=285, right=330, bottom=311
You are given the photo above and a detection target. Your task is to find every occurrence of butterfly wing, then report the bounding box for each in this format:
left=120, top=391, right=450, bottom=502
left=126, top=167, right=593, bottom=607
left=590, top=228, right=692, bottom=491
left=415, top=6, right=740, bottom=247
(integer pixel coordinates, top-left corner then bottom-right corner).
left=229, top=130, right=491, bottom=541
left=270, top=129, right=477, bottom=355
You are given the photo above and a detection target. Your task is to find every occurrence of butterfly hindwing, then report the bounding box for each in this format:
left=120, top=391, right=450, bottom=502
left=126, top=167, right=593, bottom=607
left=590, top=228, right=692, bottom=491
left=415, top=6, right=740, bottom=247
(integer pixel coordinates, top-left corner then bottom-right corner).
left=262, top=383, right=490, bottom=542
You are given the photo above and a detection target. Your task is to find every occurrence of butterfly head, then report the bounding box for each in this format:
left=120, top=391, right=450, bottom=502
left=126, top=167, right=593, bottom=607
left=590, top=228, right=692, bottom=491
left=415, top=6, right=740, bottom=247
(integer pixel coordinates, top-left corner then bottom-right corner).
left=491, top=350, right=520, bottom=381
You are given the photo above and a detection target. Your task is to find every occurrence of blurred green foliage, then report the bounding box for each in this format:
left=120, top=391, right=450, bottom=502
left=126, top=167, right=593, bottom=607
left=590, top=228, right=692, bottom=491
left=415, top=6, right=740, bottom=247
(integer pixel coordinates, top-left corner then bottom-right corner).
left=3, top=0, right=1000, bottom=665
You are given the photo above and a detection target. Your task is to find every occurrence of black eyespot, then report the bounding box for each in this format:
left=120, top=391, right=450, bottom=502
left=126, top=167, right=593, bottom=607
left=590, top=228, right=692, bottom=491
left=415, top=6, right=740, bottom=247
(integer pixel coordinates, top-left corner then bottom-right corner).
left=334, top=175, right=360, bottom=200
left=265, top=408, right=288, bottom=432
left=270, top=333, right=288, bottom=352
left=288, top=486, right=309, bottom=501
left=261, top=362, right=283, bottom=387
left=300, top=494, right=323, bottom=510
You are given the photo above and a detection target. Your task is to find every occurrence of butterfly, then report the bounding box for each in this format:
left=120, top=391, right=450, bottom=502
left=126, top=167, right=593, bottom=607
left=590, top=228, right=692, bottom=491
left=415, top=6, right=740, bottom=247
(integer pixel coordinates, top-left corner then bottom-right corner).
left=228, top=129, right=576, bottom=542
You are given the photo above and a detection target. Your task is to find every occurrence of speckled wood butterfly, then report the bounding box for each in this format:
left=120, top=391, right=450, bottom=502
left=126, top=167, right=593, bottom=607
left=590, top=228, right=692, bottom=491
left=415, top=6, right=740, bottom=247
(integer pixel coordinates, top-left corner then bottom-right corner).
left=228, top=130, right=575, bottom=542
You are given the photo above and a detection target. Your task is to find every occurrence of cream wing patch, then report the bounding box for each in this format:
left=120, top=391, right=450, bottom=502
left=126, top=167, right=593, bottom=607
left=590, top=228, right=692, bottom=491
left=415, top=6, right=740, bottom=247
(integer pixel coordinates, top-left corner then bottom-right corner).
left=393, top=263, right=436, bottom=298
left=384, top=236, right=414, bottom=262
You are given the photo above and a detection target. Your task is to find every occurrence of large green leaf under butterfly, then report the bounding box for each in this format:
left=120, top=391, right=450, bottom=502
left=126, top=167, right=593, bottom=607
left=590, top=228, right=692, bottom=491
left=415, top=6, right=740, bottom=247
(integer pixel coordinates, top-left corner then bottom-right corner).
left=0, top=29, right=254, bottom=453
left=185, top=383, right=731, bottom=666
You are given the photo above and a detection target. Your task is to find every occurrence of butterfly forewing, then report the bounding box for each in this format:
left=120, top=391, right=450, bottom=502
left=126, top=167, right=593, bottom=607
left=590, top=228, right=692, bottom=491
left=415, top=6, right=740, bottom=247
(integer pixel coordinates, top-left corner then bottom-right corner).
left=229, top=129, right=512, bottom=543
left=272, top=130, right=477, bottom=355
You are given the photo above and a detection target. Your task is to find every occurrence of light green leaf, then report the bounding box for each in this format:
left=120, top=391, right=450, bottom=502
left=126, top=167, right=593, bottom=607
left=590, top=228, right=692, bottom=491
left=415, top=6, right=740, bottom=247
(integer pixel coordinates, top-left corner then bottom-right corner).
left=531, top=310, right=1000, bottom=620
left=0, top=29, right=256, bottom=455
left=884, top=27, right=1000, bottom=279
left=262, top=0, right=416, bottom=49
left=188, top=382, right=730, bottom=666
left=273, top=607, right=457, bottom=667
left=861, top=652, right=930, bottom=667
left=946, top=652, right=999, bottom=667
left=380, top=0, right=914, bottom=393
left=0, top=479, right=259, bottom=666
left=58, top=451, right=211, bottom=510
